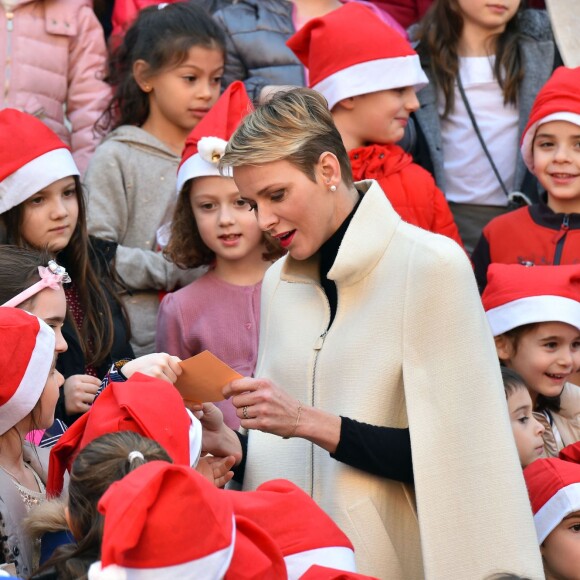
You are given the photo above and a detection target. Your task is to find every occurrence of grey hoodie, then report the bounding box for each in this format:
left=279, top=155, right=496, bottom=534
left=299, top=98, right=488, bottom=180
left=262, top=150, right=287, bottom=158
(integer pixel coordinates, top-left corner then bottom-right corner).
left=85, top=126, right=201, bottom=356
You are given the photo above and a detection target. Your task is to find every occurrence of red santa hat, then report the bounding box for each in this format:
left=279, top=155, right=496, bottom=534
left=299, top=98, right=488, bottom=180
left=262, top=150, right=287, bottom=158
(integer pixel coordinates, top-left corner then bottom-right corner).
left=286, top=3, right=428, bottom=111
left=176, top=81, right=253, bottom=193
left=482, top=263, right=580, bottom=336
left=523, top=441, right=580, bottom=544
left=227, top=479, right=357, bottom=578
left=88, top=461, right=288, bottom=580
left=520, top=66, right=580, bottom=171
left=47, top=373, right=200, bottom=497
left=0, top=308, right=55, bottom=435
left=0, top=109, right=79, bottom=214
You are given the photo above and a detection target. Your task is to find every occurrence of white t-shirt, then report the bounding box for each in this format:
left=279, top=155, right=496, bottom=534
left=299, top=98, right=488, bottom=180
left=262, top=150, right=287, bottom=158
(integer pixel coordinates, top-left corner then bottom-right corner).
left=440, top=56, right=519, bottom=206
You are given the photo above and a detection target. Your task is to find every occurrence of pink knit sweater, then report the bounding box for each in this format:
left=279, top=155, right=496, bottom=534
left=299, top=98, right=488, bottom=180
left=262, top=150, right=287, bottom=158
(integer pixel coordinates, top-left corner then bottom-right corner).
left=156, top=270, right=261, bottom=429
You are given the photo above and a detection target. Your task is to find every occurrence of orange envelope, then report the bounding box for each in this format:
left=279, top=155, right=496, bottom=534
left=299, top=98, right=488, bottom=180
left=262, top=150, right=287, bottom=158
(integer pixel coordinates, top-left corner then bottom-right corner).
left=175, top=350, right=242, bottom=404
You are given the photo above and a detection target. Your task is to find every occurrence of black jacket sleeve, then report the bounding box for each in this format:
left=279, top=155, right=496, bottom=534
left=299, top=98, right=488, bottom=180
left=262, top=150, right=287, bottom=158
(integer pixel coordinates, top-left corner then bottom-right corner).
left=330, top=417, right=414, bottom=484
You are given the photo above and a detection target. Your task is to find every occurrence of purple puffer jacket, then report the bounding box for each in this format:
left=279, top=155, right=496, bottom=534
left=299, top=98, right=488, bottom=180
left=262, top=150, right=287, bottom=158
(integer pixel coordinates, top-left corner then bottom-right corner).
left=0, top=0, right=112, bottom=174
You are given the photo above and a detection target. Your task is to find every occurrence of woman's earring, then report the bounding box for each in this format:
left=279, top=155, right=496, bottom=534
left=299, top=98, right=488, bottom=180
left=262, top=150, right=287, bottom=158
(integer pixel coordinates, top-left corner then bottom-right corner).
left=329, top=185, right=337, bottom=192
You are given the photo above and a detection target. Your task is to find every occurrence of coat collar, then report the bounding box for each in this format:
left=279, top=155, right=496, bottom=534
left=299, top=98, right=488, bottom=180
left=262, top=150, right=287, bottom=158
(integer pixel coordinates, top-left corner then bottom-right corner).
left=280, top=180, right=400, bottom=287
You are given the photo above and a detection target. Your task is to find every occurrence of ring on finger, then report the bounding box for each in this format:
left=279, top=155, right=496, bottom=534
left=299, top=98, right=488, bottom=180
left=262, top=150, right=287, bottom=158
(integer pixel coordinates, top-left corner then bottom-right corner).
left=242, top=405, right=249, bottom=420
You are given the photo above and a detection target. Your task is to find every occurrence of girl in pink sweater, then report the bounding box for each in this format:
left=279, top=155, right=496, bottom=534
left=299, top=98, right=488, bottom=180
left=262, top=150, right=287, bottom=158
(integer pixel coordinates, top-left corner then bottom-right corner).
left=156, top=82, right=284, bottom=429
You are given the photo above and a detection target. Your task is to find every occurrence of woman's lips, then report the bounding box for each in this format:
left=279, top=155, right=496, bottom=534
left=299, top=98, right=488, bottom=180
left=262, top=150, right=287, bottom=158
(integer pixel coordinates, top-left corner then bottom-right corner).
left=275, top=230, right=296, bottom=249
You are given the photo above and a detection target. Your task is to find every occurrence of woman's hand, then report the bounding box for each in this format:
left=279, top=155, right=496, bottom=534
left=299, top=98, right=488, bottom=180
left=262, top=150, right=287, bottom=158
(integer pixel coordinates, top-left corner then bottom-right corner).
left=223, top=377, right=302, bottom=439
left=223, top=377, right=342, bottom=452
left=196, top=455, right=236, bottom=488
left=195, top=403, right=243, bottom=465
left=64, top=374, right=101, bottom=414
left=121, top=353, right=182, bottom=384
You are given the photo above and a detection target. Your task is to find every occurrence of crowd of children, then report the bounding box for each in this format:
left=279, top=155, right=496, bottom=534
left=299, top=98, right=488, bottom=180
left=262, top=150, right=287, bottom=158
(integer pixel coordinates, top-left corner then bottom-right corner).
left=0, top=0, right=580, bottom=578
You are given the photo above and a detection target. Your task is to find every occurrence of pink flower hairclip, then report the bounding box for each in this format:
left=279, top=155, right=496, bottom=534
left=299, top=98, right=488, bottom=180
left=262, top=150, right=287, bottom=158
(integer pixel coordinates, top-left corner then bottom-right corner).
left=1, top=260, right=71, bottom=308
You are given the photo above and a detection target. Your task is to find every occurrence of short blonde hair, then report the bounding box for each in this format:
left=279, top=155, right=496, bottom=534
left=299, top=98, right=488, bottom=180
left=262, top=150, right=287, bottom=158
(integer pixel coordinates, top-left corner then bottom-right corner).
left=220, top=88, right=353, bottom=186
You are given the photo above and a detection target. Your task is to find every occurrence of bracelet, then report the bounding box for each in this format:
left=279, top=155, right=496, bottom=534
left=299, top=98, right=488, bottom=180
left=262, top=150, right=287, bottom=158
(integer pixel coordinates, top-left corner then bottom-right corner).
left=283, top=401, right=302, bottom=439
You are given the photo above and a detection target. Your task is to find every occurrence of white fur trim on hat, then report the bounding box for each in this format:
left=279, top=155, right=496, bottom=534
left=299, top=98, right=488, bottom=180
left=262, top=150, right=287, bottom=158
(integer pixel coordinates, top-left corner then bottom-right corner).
left=186, top=408, right=202, bottom=467
left=486, top=295, right=580, bottom=336
left=313, top=55, right=428, bottom=110
left=88, top=516, right=236, bottom=580
left=0, top=148, right=79, bottom=214
left=533, top=482, right=580, bottom=544
left=176, top=153, right=233, bottom=193
left=0, top=317, right=55, bottom=435
left=284, top=546, right=356, bottom=580
left=520, top=112, right=580, bottom=171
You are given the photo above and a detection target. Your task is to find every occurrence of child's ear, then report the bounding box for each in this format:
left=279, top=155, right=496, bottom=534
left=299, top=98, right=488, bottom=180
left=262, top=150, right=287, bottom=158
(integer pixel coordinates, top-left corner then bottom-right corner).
left=133, top=60, right=153, bottom=93
left=494, top=335, right=513, bottom=362
left=334, top=97, right=356, bottom=111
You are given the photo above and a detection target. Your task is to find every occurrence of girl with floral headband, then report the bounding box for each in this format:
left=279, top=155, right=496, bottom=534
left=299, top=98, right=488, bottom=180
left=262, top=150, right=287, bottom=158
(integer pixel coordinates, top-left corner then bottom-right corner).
left=0, top=245, right=189, bottom=448
left=0, top=109, right=135, bottom=428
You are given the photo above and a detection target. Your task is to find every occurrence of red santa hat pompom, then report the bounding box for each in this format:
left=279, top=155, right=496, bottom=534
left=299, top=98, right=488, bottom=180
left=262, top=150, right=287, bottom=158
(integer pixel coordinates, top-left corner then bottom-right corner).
left=176, top=81, right=253, bottom=192
left=47, top=373, right=200, bottom=497
left=0, top=308, right=55, bottom=435
left=520, top=66, right=580, bottom=171
left=88, top=461, right=288, bottom=580
left=0, top=109, right=79, bottom=214
left=523, top=441, right=580, bottom=544
left=286, top=3, right=428, bottom=111
left=481, top=263, right=580, bottom=336
left=228, top=479, right=357, bottom=578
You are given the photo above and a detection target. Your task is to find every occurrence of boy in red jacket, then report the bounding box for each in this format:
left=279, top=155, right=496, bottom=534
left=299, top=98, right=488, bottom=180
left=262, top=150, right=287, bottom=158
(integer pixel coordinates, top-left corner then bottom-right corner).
left=287, top=3, right=463, bottom=247
left=472, top=66, right=580, bottom=292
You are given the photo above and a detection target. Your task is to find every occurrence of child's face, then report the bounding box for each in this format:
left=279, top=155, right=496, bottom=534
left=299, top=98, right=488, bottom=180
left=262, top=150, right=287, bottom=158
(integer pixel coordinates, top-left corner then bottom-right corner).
left=189, top=175, right=265, bottom=266
left=456, top=0, right=520, bottom=35
left=344, top=87, right=419, bottom=148
left=533, top=120, right=580, bottom=214
left=20, top=176, right=78, bottom=252
left=22, top=286, right=68, bottom=355
left=541, top=510, right=580, bottom=580
left=507, top=387, right=545, bottom=467
left=498, top=322, right=580, bottom=403
left=34, top=357, right=64, bottom=429
left=143, top=45, right=223, bottom=138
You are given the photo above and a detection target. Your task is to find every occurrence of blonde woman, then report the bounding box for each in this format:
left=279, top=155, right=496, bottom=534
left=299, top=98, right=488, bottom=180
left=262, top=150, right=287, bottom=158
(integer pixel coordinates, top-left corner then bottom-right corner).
left=211, top=88, right=543, bottom=579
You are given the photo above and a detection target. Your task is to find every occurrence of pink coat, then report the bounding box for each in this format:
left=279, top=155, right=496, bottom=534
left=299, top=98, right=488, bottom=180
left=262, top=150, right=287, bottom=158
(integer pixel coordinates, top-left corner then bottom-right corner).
left=0, top=0, right=112, bottom=174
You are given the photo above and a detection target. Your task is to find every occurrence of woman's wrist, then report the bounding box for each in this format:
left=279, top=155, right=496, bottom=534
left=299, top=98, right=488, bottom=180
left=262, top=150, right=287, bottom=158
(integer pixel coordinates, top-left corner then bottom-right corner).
left=293, top=404, right=341, bottom=454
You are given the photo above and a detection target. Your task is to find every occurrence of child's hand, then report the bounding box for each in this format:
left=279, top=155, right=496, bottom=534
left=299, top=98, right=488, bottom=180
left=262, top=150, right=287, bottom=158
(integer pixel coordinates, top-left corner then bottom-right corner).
left=121, top=353, right=182, bottom=383
left=196, top=455, right=236, bottom=488
left=197, top=403, right=243, bottom=465
left=64, top=374, right=101, bottom=414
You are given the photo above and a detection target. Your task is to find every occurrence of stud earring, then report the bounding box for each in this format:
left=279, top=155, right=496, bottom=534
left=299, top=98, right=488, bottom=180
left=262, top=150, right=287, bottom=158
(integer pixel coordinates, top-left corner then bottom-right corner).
left=329, top=185, right=337, bottom=192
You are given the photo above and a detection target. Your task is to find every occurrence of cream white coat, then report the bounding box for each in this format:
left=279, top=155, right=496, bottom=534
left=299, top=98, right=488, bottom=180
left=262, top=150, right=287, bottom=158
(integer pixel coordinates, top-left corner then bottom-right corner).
left=243, top=180, right=543, bottom=579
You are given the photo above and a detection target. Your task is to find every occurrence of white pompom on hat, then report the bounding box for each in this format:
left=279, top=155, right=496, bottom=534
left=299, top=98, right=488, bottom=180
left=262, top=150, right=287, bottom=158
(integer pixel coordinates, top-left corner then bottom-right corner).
left=520, top=66, right=580, bottom=171
left=176, top=81, right=253, bottom=192
left=0, top=109, right=79, bottom=214
left=287, top=3, right=428, bottom=110
left=0, top=308, right=55, bottom=435
left=482, top=263, right=580, bottom=336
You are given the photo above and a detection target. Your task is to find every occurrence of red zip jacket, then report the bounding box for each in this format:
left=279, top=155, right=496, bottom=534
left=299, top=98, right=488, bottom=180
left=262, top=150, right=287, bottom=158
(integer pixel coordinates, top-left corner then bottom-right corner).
left=349, top=144, right=463, bottom=247
left=472, top=199, right=580, bottom=291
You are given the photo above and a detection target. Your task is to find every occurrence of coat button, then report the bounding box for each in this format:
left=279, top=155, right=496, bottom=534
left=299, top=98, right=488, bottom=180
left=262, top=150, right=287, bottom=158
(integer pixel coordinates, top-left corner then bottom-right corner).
left=13, top=546, right=19, bottom=556
left=379, top=153, right=384, bottom=159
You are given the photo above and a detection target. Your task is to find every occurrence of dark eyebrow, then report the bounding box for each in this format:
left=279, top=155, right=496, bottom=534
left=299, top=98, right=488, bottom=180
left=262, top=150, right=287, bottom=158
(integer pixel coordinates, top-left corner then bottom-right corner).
left=255, top=184, right=285, bottom=198
left=562, top=511, right=580, bottom=521
left=510, top=405, right=531, bottom=415
left=177, top=64, right=224, bottom=73
left=535, top=132, right=580, bottom=139
left=44, top=317, right=65, bottom=325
